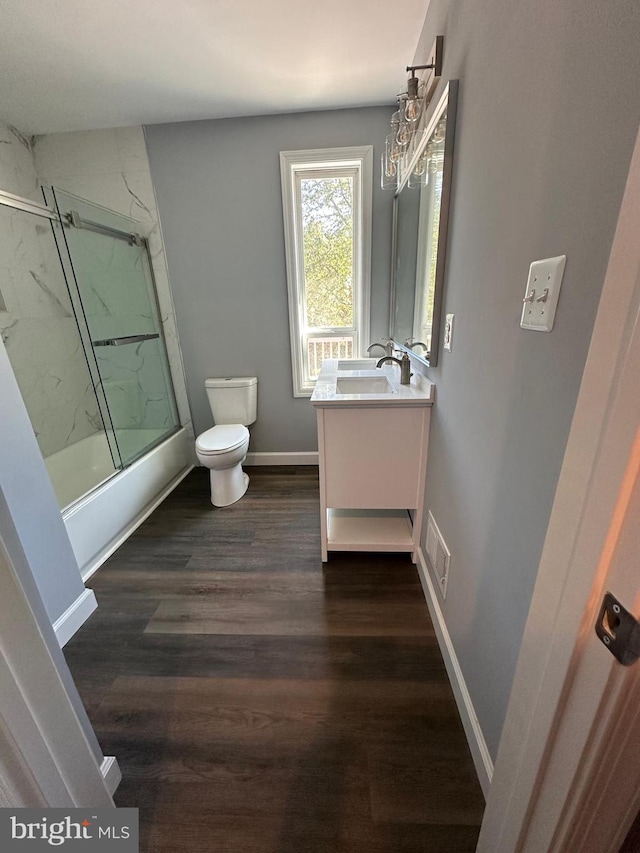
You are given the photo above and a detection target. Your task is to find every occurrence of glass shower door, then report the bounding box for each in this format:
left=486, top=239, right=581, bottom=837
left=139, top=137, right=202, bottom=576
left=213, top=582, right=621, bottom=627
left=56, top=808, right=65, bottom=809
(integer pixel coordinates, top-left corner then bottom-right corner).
left=0, top=193, right=121, bottom=509
left=48, top=189, right=180, bottom=467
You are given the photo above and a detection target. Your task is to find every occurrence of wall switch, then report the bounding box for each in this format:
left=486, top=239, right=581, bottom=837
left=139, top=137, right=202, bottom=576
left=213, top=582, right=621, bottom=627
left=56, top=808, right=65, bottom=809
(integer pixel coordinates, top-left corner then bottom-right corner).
left=520, top=255, right=566, bottom=332
left=444, top=313, right=454, bottom=351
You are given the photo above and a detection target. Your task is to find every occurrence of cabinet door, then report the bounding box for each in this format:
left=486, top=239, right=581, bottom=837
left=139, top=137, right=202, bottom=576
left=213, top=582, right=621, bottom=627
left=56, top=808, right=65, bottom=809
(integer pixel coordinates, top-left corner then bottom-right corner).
left=321, top=406, right=428, bottom=508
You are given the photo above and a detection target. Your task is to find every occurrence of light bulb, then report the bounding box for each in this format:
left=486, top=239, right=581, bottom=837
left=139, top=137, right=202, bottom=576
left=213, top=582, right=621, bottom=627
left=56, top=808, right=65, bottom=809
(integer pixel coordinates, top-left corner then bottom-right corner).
left=396, top=122, right=412, bottom=147
left=433, top=118, right=446, bottom=142
left=404, top=75, right=422, bottom=123
left=385, top=158, right=397, bottom=179
left=413, top=154, right=427, bottom=176
left=405, top=98, right=422, bottom=123
left=386, top=134, right=400, bottom=163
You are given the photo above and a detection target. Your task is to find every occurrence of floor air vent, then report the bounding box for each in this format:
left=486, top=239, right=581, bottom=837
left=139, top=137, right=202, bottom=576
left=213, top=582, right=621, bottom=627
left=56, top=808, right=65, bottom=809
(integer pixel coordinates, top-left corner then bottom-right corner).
left=425, top=511, right=451, bottom=599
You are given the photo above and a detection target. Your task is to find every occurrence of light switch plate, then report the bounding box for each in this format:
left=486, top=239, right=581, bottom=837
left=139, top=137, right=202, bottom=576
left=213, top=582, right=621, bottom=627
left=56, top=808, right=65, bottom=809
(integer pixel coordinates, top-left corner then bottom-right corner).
left=443, top=313, right=454, bottom=351
left=520, top=255, right=566, bottom=332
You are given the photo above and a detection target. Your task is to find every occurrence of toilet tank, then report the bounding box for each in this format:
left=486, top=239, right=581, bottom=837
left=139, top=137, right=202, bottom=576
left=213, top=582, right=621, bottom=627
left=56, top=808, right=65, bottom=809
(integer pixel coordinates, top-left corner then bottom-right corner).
left=205, top=377, right=258, bottom=426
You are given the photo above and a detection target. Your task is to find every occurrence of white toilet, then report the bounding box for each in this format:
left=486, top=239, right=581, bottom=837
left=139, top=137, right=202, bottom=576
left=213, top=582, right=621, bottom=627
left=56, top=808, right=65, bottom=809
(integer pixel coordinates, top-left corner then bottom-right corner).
left=195, top=377, right=258, bottom=507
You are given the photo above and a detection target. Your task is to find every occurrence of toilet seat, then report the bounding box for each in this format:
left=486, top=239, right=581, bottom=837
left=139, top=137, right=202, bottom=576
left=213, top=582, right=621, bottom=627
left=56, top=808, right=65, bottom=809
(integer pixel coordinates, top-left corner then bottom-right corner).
left=196, top=424, right=249, bottom=456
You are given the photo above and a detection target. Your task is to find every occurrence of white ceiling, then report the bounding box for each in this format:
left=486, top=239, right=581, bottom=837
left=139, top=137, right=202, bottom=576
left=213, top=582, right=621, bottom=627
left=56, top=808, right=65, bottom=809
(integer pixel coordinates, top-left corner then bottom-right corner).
left=0, top=0, right=430, bottom=135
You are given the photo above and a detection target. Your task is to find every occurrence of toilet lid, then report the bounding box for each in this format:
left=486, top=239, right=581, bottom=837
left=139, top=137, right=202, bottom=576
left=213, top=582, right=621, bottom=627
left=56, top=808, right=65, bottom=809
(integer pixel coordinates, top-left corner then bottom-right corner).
left=196, top=424, right=249, bottom=455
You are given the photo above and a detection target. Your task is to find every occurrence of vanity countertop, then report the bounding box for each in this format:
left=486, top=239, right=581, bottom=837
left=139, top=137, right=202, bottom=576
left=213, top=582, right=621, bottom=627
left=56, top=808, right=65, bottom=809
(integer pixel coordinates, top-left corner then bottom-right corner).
left=310, top=358, right=435, bottom=408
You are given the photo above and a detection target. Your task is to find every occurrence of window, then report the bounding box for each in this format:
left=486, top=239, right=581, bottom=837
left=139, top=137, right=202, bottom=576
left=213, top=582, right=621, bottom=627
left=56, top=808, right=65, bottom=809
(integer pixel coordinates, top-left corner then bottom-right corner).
left=280, top=146, right=373, bottom=396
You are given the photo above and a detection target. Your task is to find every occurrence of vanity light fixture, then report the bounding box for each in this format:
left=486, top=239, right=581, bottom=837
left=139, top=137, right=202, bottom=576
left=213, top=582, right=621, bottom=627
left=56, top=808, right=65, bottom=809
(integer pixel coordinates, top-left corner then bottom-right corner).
left=381, top=36, right=444, bottom=190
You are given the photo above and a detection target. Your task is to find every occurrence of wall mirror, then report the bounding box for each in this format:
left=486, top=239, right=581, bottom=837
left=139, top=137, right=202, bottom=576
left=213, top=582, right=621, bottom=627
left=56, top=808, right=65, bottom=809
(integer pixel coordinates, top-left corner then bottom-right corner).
left=390, top=80, right=458, bottom=366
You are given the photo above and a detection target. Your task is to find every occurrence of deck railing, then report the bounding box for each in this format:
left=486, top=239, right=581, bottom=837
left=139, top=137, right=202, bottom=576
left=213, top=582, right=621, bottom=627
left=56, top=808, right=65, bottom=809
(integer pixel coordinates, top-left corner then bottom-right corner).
left=308, top=336, right=354, bottom=379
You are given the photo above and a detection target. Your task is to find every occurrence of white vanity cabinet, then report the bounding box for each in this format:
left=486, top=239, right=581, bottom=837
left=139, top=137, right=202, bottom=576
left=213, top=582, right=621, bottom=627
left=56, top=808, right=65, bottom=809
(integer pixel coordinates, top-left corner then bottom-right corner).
left=311, top=359, right=434, bottom=561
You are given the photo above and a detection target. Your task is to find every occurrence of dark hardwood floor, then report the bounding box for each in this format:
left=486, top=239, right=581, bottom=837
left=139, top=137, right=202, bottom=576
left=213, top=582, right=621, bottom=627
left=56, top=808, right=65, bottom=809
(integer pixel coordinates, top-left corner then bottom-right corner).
left=63, top=466, right=484, bottom=852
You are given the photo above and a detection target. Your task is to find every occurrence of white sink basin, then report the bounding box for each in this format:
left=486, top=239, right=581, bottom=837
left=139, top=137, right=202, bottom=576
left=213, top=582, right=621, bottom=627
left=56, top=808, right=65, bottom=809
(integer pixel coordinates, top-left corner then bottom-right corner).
left=335, top=375, right=395, bottom=394
left=311, top=358, right=435, bottom=406
left=337, top=359, right=377, bottom=370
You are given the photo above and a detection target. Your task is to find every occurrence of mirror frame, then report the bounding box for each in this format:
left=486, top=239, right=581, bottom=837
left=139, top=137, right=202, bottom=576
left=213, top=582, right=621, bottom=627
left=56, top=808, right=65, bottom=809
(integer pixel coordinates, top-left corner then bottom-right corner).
left=389, top=80, right=459, bottom=367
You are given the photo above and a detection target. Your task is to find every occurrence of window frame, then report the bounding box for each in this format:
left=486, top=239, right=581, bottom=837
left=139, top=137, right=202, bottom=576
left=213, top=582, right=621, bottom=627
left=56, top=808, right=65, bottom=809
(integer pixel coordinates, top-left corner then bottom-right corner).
left=280, top=146, right=373, bottom=397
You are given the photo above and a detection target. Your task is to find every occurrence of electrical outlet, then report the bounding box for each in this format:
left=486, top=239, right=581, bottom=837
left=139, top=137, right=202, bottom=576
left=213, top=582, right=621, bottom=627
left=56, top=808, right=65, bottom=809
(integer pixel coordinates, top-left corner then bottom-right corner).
left=520, top=255, right=566, bottom=332
left=443, top=313, right=454, bottom=351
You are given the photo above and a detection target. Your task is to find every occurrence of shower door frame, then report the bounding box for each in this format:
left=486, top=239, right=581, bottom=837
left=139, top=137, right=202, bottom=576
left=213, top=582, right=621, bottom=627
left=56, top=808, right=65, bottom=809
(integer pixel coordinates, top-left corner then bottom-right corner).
left=0, top=188, right=60, bottom=221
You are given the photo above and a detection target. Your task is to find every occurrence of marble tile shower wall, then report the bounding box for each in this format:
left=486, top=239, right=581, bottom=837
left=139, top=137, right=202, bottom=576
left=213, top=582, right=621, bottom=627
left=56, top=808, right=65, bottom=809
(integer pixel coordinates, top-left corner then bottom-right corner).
left=32, top=127, right=194, bottom=442
left=0, top=122, right=102, bottom=457
left=0, top=123, right=38, bottom=200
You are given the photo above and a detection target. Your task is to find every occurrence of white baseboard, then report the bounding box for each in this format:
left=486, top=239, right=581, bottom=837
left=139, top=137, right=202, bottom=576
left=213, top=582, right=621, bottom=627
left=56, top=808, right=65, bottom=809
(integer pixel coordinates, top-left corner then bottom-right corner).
left=81, top=464, right=194, bottom=583
left=416, top=547, right=494, bottom=798
left=100, top=755, right=122, bottom=796
left=53, top=588, right=98, bottom=648
left=244, top=452, right=318, bottom=466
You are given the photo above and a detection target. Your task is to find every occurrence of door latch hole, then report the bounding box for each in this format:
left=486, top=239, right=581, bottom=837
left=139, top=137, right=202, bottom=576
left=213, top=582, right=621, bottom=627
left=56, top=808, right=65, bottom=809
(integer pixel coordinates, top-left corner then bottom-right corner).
left=602, top=608, right=621, bottom=638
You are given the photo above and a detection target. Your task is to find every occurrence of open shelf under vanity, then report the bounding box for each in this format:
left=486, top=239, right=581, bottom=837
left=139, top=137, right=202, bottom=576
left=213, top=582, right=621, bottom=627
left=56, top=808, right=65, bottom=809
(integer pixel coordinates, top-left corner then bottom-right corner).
left=326, top=508, right=414, bottom=553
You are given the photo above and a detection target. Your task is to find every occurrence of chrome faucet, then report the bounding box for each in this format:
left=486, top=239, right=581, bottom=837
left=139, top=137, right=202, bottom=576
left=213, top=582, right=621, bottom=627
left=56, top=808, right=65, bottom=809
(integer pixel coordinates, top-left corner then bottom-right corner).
left=367, top=339, right=393, bottom=356
left=403, top=338, right=429, bottom=354
left=376, top=352, right=412, bottom=385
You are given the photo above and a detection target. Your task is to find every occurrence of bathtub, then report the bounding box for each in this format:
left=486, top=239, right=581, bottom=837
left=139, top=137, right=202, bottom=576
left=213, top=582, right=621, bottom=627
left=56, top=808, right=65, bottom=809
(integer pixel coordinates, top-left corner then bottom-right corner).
left=46, top=428, right=193, bottom=580
left=45, top=431, right=120, bottom=510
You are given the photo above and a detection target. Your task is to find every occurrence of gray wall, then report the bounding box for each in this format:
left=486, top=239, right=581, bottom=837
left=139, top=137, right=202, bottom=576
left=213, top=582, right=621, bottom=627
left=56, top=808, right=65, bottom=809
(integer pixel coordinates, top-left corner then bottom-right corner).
left=145, top=107, right=393, bottom=451
left=412, top=0, right=640, bottom=756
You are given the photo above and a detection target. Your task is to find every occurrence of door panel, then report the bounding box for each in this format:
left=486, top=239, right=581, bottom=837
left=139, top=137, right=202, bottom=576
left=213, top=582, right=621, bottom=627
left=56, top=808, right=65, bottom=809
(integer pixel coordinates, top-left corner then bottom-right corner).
left=49, top=189, right=180, bottom=466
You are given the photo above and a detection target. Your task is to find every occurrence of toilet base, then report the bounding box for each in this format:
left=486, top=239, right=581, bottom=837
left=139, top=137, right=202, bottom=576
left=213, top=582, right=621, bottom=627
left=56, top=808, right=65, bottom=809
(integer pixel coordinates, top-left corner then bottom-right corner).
left=209, top=466, right=249, bottom=507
